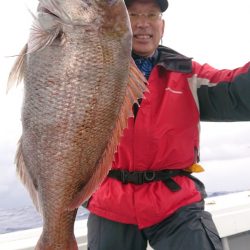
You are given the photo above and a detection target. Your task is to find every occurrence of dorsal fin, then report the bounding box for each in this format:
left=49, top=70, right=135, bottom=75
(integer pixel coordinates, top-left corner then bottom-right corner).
left=67, top=58, right=148, bottom=210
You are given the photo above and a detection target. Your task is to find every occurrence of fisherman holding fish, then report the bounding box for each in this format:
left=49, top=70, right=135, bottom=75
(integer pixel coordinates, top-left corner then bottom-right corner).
left=8, top=0, right=250, bottom=249
left=86, top=0, right=250, bottom=249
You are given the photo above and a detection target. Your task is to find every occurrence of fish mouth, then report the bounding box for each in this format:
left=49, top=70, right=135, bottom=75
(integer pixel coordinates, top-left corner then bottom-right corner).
left=37, top=2, right=70, bottom=21
left=37, top=3, right=96, bottom=27
left=38, top=6, right=60, bottom=18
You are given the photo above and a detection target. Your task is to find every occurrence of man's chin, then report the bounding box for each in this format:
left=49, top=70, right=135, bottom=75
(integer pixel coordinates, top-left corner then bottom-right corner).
left=132, top=47, right=154, bottom=57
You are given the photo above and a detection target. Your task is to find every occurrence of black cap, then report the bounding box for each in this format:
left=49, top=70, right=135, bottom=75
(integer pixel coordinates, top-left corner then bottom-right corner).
left=125, top=0, right=169, bottom=12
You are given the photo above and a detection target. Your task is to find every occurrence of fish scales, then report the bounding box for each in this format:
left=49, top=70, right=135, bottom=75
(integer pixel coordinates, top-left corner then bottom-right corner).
left=8, top=0, right=147, bottom=249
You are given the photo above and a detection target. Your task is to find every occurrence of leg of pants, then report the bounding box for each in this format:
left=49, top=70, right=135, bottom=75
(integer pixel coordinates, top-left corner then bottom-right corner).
left=143, top=201, right=223, bottom=250
left=87, top=213, right=147, bottom=250
left=87, top=201, right=223, bottom=250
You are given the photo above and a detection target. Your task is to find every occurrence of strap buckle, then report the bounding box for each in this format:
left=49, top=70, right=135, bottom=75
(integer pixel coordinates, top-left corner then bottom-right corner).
left=144, top=171, right=156, bottom=182
left=120, top=170, right=156, bottom=184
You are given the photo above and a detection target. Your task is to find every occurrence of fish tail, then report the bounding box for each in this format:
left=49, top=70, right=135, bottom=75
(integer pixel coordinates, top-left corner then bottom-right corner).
left=67, top=58, right=148, bottom=210
left=16, top=137, right=41, bottom=213
left=6, top=44, right=28, bottom=93
left=35, top=235, right=78, bottom=250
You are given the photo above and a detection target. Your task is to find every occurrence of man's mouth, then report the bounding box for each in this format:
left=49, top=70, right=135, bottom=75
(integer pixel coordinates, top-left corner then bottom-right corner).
left=134, top=34, right=152, bottom=40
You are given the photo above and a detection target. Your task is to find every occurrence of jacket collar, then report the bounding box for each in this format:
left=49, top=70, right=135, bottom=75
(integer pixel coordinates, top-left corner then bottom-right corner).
left=157, top=45, right=193, bottom=73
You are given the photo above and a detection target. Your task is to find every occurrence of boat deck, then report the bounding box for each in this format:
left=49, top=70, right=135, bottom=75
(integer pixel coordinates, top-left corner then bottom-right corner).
left=1, top=191, right=250, bottom=250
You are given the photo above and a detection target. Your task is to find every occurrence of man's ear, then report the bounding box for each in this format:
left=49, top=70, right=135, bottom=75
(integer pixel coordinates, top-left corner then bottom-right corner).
left=161, top=19, right=165, bottom=38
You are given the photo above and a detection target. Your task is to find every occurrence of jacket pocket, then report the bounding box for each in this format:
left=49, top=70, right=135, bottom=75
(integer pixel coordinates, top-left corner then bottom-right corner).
left=200, top=211, right=223, bottom=250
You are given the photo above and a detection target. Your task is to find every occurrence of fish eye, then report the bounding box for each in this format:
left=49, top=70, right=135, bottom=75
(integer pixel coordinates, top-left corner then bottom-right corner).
left=107, top=0, right=117, bottom=5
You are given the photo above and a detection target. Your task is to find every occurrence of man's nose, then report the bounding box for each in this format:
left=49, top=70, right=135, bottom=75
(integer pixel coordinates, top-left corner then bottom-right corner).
left=135, top=17, right=150, bottom=27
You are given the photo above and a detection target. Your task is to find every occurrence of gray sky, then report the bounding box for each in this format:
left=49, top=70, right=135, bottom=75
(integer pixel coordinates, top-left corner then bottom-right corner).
left=0, top=0, right=250, bottom=209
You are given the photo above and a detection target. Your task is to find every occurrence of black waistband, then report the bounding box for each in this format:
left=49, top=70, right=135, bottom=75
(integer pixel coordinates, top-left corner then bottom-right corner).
left=107, top=169, right=191, bottom=192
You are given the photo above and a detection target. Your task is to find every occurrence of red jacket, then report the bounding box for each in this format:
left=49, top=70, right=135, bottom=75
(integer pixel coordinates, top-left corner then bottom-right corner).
left=88, top=46, right=250, bottom=229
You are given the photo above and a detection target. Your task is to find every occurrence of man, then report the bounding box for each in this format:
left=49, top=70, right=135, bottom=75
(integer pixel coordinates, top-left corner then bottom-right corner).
left=87, top=0, right=250, bottom=249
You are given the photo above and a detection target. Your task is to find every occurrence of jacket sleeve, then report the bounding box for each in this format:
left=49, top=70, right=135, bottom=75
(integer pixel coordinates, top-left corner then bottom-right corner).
left=192, top=61, right=250, bottom=121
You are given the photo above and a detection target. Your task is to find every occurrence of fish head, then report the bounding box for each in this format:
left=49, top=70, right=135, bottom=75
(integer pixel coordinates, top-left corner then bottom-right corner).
left=41, top=0, right=132, bottom=50
left=29, top=0, right=131, bottom=55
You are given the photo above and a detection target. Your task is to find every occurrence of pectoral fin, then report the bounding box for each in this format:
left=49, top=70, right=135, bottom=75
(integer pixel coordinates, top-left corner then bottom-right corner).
left=7, top=10, right=63, bottom=92
left=27, top=11, right=63, bottom=54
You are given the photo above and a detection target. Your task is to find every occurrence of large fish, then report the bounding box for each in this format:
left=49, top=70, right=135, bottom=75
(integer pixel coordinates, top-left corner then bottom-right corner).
left=7, top=0, right=146, bottom=249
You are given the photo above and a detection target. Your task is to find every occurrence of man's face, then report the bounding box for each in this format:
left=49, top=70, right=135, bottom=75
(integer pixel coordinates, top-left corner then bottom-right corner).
left=127, top=0, right=165, bottom=57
